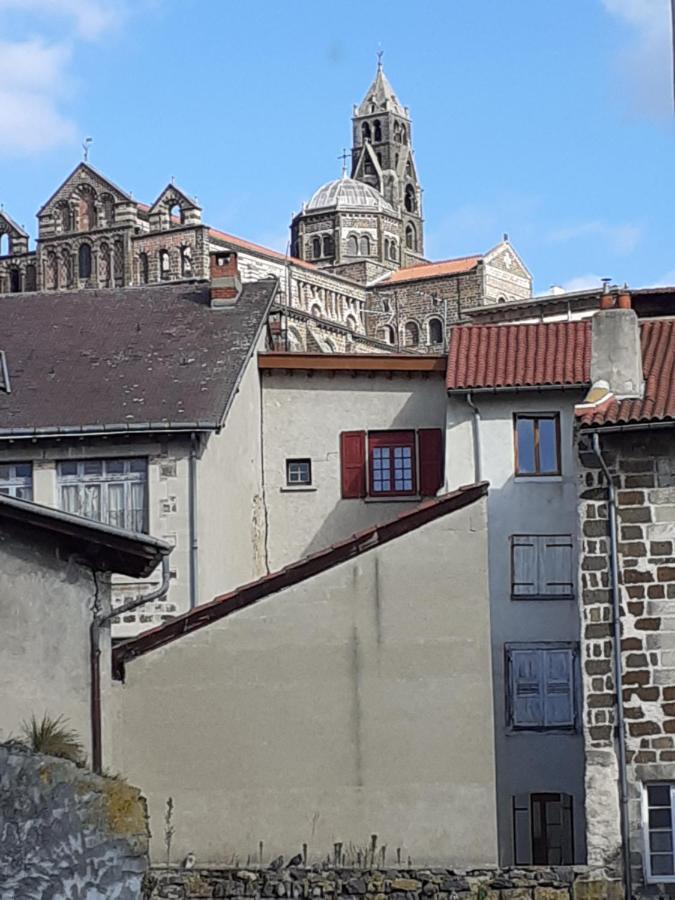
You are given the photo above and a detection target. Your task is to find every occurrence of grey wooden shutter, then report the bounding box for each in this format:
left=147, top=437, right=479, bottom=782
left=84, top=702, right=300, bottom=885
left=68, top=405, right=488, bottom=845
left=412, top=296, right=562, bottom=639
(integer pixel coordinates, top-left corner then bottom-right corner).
left=541, top=537, right=574, bottom=597
left=510, top=649, right=544, bottom=727
left=512, top=536, right=538, bottom=596
left=513, top=794, right=532, bottom=864
left=544, top=649, right=574, bottom=727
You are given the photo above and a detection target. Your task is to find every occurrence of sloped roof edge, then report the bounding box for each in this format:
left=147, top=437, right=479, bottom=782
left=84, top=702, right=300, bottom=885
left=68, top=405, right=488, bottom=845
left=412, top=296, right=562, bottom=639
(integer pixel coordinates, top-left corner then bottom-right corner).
left=112, top=481, right=489, bottom=679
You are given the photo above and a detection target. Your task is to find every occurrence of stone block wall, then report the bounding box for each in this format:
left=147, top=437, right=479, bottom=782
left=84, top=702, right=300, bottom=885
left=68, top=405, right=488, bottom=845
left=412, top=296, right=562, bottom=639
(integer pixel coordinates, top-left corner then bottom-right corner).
left=145, top=864, right=623, bottom=900
left=0, top=740, right=149, bottom=898
left=577, top=429, right=675, bottom=892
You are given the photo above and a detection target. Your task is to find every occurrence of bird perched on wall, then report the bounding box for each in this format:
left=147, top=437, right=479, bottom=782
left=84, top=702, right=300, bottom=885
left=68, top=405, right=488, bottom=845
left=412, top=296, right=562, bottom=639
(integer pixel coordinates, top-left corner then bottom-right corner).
left=285, top=854, right=303, bottom=868
left=182, top=852, right=196, bottom=869
left=269, top=855, right=284, bottom=871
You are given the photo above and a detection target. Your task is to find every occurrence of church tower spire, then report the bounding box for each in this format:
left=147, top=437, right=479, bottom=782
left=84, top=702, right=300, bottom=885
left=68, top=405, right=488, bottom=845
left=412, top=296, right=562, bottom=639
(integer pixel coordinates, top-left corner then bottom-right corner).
left=351, top=59, right=424, bottom=264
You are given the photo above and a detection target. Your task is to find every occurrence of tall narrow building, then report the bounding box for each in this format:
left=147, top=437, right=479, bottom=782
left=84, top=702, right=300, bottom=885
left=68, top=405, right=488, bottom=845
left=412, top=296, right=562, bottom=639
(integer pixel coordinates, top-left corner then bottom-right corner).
left=291, top=61, right=425, bottom=283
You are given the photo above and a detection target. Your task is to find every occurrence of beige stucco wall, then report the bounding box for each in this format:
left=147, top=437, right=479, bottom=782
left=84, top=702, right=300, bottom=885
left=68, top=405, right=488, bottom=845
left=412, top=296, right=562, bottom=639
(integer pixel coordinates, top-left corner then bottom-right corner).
left=0, top=526, right=111, bottom=760
left=197, top=336, right=268, bottom=604
left=110, top=496, right=497, bottom=867
left=262, top=372, right=447, bottom=570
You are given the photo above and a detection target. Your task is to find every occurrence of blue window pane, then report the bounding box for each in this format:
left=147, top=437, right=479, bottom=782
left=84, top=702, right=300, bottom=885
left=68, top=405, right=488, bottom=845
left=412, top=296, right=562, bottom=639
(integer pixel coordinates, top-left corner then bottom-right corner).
left=651, top=854, right=674, bottom=876
left=539, top=418, right=558, bottom=473
left=517, top=418, right=536, bottom=473
left=649, top=785, right=671, bottom=807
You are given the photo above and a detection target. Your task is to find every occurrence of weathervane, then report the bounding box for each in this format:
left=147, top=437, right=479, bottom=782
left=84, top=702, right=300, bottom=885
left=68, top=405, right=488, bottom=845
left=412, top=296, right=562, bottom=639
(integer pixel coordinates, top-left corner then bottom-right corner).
left=377, top=48, right=383, bottom=71
left=82, top=137, right=93, bottom=162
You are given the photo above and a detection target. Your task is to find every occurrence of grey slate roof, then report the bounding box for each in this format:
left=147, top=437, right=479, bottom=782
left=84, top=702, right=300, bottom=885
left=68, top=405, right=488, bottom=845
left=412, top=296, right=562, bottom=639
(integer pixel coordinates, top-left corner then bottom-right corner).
left=0, top=280, right=277, bottom=436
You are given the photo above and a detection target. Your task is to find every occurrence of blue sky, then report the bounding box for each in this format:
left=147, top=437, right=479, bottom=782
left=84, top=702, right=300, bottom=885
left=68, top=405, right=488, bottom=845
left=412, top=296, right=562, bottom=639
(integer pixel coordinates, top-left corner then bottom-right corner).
left=0, top=0, right=673, bottom=294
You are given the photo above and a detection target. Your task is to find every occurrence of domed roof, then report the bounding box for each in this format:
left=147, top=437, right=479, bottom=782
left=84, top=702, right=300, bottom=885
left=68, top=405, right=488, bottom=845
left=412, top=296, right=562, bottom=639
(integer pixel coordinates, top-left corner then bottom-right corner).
left=305, top=177, right=395, bottom=214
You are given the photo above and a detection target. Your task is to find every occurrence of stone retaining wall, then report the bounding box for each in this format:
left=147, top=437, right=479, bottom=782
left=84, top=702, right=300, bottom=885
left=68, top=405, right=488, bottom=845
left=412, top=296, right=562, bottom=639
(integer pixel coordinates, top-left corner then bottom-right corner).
left=0, top=740, right=149, bottom=899
left=144, top=865, right=623, bottom=900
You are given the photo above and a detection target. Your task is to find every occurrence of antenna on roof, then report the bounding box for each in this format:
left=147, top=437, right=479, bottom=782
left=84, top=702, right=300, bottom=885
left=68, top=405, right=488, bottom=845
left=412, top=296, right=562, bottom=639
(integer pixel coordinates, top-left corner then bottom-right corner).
left=82, top=137, right=93, bottom=162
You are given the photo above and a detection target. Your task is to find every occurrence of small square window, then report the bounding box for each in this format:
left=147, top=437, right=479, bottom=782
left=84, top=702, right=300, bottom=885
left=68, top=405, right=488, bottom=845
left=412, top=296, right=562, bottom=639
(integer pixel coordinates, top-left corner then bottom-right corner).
left=286, top=458, right=312, bottom=486
left=644, top=783, right=675, bottom=882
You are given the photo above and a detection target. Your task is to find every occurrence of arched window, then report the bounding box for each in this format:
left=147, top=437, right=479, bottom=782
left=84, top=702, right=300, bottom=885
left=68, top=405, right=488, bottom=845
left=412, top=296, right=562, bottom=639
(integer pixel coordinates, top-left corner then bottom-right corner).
left=312, top=236, right=322, bottom=259
left=169, top=203, right=183, bottom=227
left=180, top=245, right=192, bottom=277
left=9, top=268, right=20, bottom=293
left=101, top=194, right=115, bottom=225
left=113, top=239, right=124, bottom=285
left=346, top=314, right=357, bottom=332
left=405, top=159, right=412, bottom=177
left=405, top=223, right=416, bottom=251
left=139, top=252, right=149, bottom=284
left=99, top=242, right=110, bottom=286
left=159, top=249, right=170, bottom=280
left=60, top=249, right=73, bottom=288
left=378, top=325, right=395, bottom=345
left=359, top=234, right=370, bottom=256
left=384, top=238, right=390, bottom=259
left=46, top=251, right=58, bottom=289
left=25, top=264, right=36, bottom=292
left=361, top=122, right=371, bottom=142
left=0, top=234, right=8, bottom=256
left=498, top=296, right=507, bottom=304
left=323, top=234, right=333, bottom=257
left=373, top=120, right=382, bottom=142
left=346, top=234, right=358, bottom=256
left=310, top=303, right=322, bottom=318
left=389, top=240, right=397, bottom=261
left=77, top=187, right=96, bottom=231
left=404, top=184, right=416, bottom=213
left=78, top=243, right=92, bottom=279
left=55, top=202, right=72, bottom=233
left=404, top=321, right=419, bottom=347
left=428, top=317, right=444, bottom=345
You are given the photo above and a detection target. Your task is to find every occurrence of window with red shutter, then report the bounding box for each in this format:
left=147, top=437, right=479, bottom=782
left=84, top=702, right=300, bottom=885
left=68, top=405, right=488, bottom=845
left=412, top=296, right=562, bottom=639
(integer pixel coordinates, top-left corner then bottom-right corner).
left=418, top=428, right=443, bottom=496
left=340, top=431, right=366, bottom=498
left=367, top=431, right=416, bottom=496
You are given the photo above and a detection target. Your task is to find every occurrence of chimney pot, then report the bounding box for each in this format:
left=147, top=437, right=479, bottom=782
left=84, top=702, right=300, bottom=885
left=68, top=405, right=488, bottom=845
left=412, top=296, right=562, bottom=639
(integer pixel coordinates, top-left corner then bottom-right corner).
left=617, top=291, right=631, bottom=310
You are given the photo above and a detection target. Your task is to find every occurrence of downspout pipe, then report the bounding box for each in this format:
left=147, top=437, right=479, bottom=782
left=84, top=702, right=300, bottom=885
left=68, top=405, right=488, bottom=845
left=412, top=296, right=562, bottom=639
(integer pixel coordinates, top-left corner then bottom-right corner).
left=189, top=432, right=199, bottom=610
left=90, top=555, right=171, bottom=774
left=465, top=391, right=482, bottom=482
left=593, top=431, right=632, bottom=900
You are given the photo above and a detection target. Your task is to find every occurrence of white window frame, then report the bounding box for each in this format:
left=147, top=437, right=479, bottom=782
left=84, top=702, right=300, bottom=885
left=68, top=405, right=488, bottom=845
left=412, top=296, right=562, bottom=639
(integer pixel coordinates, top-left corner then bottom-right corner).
left=57, top=458, right=147, bottom=532
left=506, top=642, right=578, bottom=732
left=286, top=458, right=312, bottom=486
left=511, top=534, right=575, bottom=600
left=0, top=461, right=33, bottom=500
left=643, top=782, right=675, bottom=883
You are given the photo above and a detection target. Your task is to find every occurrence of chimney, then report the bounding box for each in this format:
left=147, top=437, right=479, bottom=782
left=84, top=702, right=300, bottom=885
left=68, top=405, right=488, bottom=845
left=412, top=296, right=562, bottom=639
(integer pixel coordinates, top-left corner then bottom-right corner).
left=209, top=250, right=242, bottom=307
left=588, top=289, right=643, bottom=400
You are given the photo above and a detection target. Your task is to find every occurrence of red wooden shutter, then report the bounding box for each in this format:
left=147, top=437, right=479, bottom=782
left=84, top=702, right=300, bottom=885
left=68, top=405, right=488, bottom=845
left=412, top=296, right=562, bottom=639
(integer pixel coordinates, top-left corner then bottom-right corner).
left=340, top=431, right=366, bottom=498
left=418, top=428, right=444, bottom=496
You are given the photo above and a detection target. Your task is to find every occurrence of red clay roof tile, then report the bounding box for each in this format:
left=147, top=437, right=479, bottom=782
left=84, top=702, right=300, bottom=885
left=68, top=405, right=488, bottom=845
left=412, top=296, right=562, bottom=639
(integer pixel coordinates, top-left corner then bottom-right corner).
left=377, top=255, right=482, bottom=286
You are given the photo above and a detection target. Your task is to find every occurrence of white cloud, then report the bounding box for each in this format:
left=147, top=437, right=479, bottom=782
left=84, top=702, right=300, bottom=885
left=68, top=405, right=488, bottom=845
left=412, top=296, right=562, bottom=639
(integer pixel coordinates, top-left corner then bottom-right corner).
left=601, top=0, right=672, bottom=118
left=547, top=220, right=642, bottom=254
left=0, top=0, right=125, bottom=40
left=560, top=274, right=605, bottom=292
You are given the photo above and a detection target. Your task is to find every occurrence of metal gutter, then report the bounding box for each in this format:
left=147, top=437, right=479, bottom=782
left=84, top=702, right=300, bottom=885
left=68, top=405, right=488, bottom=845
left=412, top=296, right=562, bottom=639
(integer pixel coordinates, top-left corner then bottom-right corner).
left=592, top=432, right=632, bottom=900
left=581, top=420, right=675, bottom=434
left=0, top=423, right=218, bottom=440
left=188, top=433, right=199, bottom=610
left=465, top=392, right=482, bottom=481
left=447, top=383, right=589, bottom=396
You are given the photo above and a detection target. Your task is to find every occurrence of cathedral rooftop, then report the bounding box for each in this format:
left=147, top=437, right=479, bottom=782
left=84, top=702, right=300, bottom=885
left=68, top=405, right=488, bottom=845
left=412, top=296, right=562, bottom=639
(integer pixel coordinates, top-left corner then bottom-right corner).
left=356, top=63, right=406, bottom=118
left=305, top=176, right=396, bottom=214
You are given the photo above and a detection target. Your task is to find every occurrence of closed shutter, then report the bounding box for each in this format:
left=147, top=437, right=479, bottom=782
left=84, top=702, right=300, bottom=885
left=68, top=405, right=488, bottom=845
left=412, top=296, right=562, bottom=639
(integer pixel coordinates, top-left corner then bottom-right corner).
left=541, top=536, right=574, bottom=597
left=340, top=431, right=366, bottom=499
left=512, top=536, right=538, bottom=596
left=510, top=649, right=544, bottom=727
left=544, top=649, right=574, bottom=727
left=418, top=428, right=443, bottom=496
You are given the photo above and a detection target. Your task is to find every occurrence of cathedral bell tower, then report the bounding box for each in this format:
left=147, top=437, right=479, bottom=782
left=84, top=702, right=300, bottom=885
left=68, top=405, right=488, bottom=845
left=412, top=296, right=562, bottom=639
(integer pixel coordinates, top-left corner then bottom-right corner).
left=351, top=57, right=424, bottom=263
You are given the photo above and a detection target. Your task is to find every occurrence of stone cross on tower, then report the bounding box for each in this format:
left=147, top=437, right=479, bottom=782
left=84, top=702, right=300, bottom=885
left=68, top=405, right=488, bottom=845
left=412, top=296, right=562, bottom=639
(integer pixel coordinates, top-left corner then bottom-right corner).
left=337, top=149, right=350, bottom=177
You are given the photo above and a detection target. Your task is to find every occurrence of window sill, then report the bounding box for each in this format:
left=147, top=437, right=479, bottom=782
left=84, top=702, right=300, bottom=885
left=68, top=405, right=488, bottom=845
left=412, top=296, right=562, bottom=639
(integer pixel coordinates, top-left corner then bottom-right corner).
left=514, top=475, right=563, bottom=483
left=511, top=594, right=575, bottom=602
left=280, top=485, right=317, bottom=493
left=506, top=727, right=578, bottom=736
left=364, top=495, right=422, bottom=503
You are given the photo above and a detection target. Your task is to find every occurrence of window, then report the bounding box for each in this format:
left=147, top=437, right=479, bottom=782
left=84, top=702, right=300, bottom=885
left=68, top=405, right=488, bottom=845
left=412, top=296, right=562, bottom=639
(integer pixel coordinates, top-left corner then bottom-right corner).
left=346, top=235, right=358, bottom=256
left=404, top=184, right=416, bottom=212
left=513, top=793, right=574, bottom=865
left=312, top=236, right=322, bottom=259
left=168, top=203, right=183, bottom=227
left=405, top=223, right=416, bottom=251
left=180, top=246, right=192, bottom=277
left=78, top=243, right=92, bottom=279
left=511, top=535, right=574, bottom=599
left=0, top=462, right=32, bottom=500
left=159, top=249, right=170, bottom=280
left=57, top=458, right=147, bottom=532
left=25, top=264, right=36, bottom=291
left=340, top=429, right=443, bottom=500
left=361, top=122, right=371, bottom=142
left=286, top=458, right=311, bottom=486
left=360, top=235, right=371, bottom=256
left=428, top=317, right=443, bottom=345
left=404, top=321, right=419, bottom=347
left=373, top=120, right=382, bottom=142
left=378, top=325, right=395, bottom=345
left=322, top=234, right=333, bottom=257
left=514, top=413, right=560, bottom=476
left=139, top=252, right=149, bottom=284
left=506, top=644, right=577, bottom=730
left=644, top=783, right=675, bottom=881
left=9, top=268, right=20, bottom=293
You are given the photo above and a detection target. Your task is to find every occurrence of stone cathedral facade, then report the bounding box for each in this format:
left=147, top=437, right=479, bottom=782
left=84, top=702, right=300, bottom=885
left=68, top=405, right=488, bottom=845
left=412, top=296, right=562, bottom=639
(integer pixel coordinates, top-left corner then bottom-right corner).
left=0, top=64, right=533, bottom=352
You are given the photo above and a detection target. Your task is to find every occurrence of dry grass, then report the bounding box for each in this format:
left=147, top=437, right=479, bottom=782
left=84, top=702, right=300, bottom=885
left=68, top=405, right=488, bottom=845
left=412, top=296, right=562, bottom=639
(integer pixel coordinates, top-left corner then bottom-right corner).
left=21, top=714, right=85, bottom=765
